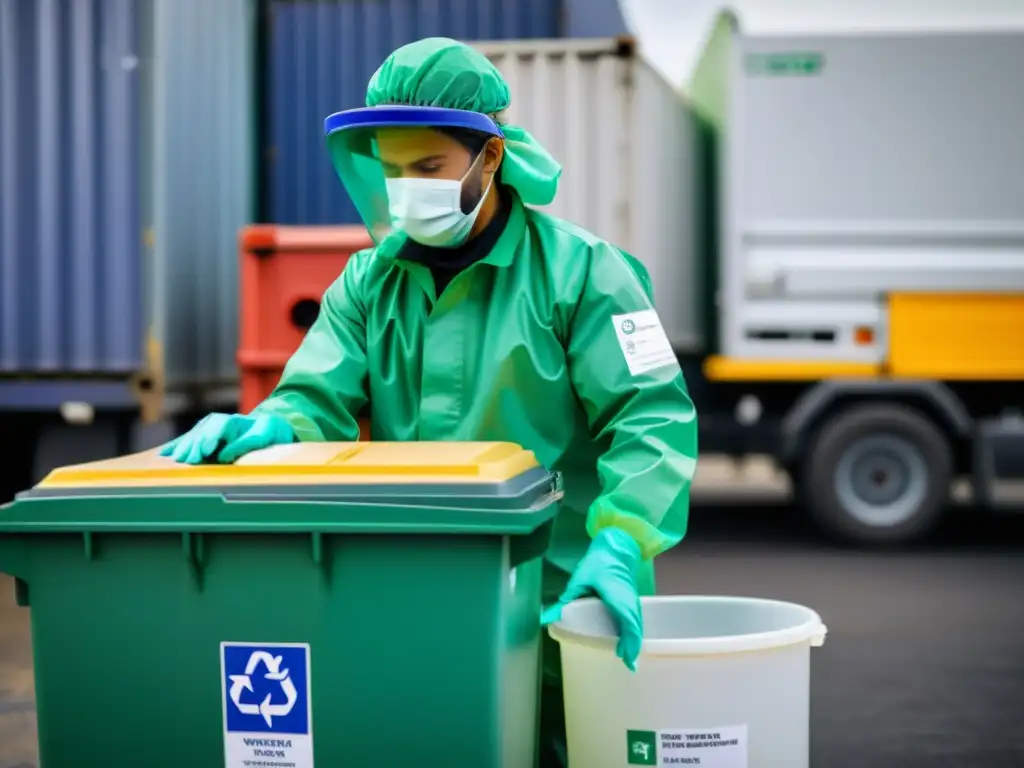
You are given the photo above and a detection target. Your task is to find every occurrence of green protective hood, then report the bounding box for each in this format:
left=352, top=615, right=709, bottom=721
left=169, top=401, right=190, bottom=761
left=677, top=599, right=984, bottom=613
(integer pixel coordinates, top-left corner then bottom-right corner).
left=365, top=37, right=562, bottom=206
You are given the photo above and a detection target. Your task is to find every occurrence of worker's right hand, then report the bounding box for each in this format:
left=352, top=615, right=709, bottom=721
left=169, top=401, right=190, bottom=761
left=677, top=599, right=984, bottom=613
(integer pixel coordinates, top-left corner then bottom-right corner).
left=159, top=412, right=296, bottom=465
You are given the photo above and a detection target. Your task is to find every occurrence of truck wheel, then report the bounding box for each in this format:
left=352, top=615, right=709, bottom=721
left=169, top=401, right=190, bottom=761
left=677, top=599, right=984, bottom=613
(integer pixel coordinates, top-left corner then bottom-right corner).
left=801, top=404, right=952, bottom=544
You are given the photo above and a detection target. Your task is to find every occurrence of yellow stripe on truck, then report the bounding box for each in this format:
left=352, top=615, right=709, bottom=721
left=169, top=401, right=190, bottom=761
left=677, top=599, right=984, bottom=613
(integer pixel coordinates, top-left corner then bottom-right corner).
left=703, top=356, right=882, bottom=382
left=888, top=293, right=1024, bottom=380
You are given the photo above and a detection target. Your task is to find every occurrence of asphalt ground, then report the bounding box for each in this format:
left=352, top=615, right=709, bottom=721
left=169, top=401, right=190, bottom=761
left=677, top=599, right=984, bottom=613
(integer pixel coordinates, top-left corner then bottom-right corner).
left=2, top=458, right=1023, bottom=767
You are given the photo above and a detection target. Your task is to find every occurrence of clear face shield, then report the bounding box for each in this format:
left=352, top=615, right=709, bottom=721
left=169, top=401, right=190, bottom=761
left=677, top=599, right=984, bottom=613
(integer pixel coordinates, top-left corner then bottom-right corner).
left=324, top=106, right=504, bottom=246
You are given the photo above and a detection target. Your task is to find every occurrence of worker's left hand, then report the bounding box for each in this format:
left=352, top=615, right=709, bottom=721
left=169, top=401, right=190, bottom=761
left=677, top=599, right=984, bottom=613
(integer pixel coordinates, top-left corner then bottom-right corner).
left=541, top=527, right=644, bottom=671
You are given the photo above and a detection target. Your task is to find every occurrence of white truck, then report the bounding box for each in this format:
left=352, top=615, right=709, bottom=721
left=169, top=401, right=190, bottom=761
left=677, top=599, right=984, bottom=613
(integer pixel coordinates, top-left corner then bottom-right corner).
left=475, top=13, right=1024, bottom=544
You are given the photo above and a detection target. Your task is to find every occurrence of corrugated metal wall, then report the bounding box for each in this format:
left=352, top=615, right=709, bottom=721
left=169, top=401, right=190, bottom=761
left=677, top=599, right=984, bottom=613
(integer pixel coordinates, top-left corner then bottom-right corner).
left=0, top=0, right=142, bottom=375
left=143, top=0, right=255, bottom=393
left=264, top=0, right=564, bottom=225
left=476, top=39, right=706, bottom=351
left=479, top=40, right=631, bottom=244
left=629, top=46, right=708, bottom=353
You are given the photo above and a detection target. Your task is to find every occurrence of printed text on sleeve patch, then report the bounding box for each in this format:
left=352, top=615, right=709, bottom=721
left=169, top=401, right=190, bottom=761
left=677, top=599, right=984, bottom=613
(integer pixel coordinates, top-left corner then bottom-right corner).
left=612, top=310, right=678, bottom=376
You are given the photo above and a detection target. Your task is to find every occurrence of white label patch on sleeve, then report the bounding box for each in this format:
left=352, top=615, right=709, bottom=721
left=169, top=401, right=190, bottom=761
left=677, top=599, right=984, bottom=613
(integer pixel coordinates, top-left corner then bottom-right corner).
left=612, top=310, right=678, bottom=376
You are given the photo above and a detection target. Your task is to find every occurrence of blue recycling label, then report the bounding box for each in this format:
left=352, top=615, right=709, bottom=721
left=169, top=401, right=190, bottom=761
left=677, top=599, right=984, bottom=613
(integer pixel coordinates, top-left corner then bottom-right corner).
left=222, top=642, right=311, bottom=736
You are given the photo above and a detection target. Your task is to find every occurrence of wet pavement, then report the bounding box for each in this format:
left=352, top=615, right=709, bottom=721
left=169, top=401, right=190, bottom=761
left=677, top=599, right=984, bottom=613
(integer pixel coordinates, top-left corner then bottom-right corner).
left=2, top=459, right=1023, bottom=766
left=678, top=499, right=1024, bottom=768
left=0, top=588, right=33, bottom=768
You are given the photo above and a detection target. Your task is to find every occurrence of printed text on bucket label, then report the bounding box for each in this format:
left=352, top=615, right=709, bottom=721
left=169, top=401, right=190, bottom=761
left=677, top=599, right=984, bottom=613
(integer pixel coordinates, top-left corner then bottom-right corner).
left=626, top=724, right=747, bottom=766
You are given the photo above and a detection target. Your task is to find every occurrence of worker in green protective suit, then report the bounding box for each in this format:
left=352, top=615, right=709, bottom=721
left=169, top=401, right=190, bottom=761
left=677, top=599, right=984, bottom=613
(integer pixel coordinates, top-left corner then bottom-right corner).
left=161, top=37, right=697, bottom=766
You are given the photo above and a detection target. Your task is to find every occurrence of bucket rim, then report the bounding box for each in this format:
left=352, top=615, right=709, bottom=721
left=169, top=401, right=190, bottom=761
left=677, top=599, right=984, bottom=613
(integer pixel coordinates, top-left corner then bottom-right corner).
left=546, top=595, right=828, bottom=657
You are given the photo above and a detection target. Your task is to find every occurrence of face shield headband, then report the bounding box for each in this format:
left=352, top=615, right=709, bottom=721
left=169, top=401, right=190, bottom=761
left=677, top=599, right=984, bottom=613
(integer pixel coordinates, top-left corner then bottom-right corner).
left=324, top=106, right=505, bottom=245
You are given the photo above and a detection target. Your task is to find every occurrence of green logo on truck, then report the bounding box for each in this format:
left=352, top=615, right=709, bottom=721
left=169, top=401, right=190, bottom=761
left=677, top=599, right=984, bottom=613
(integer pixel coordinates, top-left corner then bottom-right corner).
left=627, top=730, right=657, bottom=765
left=745, top=51, right=824, bottom=76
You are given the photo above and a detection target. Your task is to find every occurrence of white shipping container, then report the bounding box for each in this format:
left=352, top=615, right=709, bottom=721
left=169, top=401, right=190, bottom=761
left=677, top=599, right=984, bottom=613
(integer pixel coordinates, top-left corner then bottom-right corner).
left=473, top=38, right=708, bottom=353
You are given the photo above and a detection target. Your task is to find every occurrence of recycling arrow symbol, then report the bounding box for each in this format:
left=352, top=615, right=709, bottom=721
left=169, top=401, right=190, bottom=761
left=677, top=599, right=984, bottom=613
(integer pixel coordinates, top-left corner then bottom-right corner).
left=228, top=651, right=298, bottom=727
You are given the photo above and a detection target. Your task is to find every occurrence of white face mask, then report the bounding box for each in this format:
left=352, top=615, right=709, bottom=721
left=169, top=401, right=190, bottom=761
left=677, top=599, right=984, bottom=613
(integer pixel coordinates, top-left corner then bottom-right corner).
left=385, top=152, right=493, bottom=248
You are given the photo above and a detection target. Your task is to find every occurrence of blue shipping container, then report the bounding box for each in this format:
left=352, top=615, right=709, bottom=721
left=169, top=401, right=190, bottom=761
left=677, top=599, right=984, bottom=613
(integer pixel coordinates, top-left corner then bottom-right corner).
left=142, top=0, right=255, bottom=397
left=564, top=0, right=627, bottom=38
left=0, top=0, right=142, bottom=376
left=265, top=0, right=563, bottom=225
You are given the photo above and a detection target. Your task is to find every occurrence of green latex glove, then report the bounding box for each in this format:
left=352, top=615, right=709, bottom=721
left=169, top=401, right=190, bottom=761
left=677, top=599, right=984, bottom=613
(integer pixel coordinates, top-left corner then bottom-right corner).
left=159, top=413, right=296, bottom=465
left=541, top=527, right=644, bottom=672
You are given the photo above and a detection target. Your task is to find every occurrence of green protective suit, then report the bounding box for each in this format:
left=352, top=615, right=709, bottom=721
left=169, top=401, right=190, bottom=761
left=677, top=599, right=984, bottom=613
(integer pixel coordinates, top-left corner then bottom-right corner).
left=255, top=196, right=697, bottom=571
left=255, top=36, right=698, bottom=765
left=252, top=196, right=698, bottom=757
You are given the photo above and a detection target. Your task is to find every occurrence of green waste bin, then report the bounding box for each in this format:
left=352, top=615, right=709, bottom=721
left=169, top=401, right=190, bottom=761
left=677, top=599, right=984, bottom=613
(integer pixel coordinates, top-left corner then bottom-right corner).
left=0, top=441, right=561, bottom=768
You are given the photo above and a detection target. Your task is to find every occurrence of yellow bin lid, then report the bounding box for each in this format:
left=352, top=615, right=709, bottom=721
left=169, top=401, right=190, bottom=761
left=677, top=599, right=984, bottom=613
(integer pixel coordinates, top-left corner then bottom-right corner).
left=1, top=441, right=559, bottom=553
left=36, top=441, right=541, bottom=490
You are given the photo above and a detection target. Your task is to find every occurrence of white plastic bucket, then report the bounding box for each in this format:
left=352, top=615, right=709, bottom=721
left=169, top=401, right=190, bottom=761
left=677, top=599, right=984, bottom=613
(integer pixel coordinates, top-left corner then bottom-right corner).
left=547, top=595, right=827, bottom=768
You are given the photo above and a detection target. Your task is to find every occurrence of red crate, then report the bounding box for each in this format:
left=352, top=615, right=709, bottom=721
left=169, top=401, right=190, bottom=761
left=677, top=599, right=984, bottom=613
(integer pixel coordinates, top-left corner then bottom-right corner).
left=237, top=225, right=373, bottom=437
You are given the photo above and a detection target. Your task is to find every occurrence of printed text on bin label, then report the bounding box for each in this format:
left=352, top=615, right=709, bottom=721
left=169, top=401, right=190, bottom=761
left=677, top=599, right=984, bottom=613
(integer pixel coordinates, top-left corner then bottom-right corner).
left=222, top=642, right=313, bottom=768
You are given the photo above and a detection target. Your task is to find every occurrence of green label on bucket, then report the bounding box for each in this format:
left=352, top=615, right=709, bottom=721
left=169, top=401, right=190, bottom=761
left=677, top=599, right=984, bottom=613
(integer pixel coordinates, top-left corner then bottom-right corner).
left=627, top=725, right=749, bottom=767
left=627, top=731, right=658, bottom=765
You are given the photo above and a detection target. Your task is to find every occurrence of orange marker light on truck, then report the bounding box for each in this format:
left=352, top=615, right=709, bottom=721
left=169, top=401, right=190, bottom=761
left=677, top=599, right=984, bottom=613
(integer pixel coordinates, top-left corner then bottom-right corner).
left=854, top=326, right=875, bottom=345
